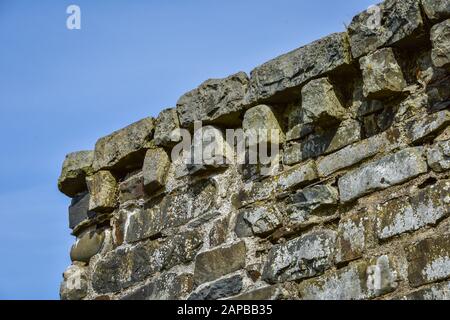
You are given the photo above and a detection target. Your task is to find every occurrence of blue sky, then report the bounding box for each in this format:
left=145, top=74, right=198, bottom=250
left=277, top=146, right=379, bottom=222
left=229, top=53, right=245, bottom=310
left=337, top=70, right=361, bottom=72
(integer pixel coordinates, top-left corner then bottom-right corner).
left=0, top=0, right=375, bottom=299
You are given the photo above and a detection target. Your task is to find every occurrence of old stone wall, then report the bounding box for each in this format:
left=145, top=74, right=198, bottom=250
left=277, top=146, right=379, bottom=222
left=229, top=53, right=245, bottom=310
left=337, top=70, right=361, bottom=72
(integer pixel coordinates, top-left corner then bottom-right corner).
left=58, top=0, right=450, bottom=300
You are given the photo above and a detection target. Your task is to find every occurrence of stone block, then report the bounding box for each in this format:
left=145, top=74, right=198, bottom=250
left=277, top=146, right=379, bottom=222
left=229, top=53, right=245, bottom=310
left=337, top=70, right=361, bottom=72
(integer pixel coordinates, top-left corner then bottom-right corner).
left=406, top=110, right=450, bottom=143
left=422, top=0, right=450, bottom=21
left=60, top=263, right=88, bottom=300
left=241, top=205, right=282, bottom=237
left=87, top=170, right=118, bottom=213
left=188, top=274, right=243, bottom=300
left=69, top=192, right=96, bottom=230
left=58, top=151, right=94, bottom=197
left=431, top=19, right=450, bottom=68
left=70, top=230, right=105, bottom=263
left=242, top=104, right=285, bottom=145
left=154, top=108, right=181, bottom=147
left=143, top=148, right=170, bottom=193
left=427, top=139, right=450, bottom=172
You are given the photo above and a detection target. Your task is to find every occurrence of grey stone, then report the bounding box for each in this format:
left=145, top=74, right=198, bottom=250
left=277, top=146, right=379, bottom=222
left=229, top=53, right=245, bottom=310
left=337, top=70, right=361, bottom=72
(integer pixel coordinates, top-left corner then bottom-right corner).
left=338, top=147, right=428, bottom=203
left=118, top=172, right=145, bottom=204
left=405, top=234, right=450, bottom=287
left=143, top=148, right=170, bottom=193
left=359, top=48, right=407, bottom=99
left=87, top=170, right=118, bottom=213
left=242, top=105, right=285, bottom=145
left=348, top=0, right=424, bottom=58
left=247, top=33, right=351, bottom=104
left=188, top=275, right=243, bottom=300
left=317, top=128, right=402, bottom=177
left=289, top=185, right=339, bottom=214
left=69, top=192, right=96, bottom=230
left=238, top=178, right=277, bottom=208
left=176, top=72, right=249, bottom=128
left=241, top=205, right=282, bottom=236
left=406, top=110, right=450, bottom=143
left=92, top=117, right=155, bottom=173
left=286, top=123, right=314, bottom=142
left=301, top=78, right=346, bottom=125
left=209, top=215, right=230, bottom=247
left=154, top=108, right=181, bottom=147
left=400, top=281, right=450, bottom=300
left=60, top=263, right=88, bottom=300
left=229, top=285, right=280, bottom=300
left=194, top=241, right=246, bottom=285
left=121, top=273, right=193, bottom=300
left=277, top=160, right=318, bottom=191
left=262, top=230, right=337, bottom=284
left=427, top=139, right=450, bottom=172
left=422, top=0, right=450, bottom=21
left=58, top=151, right=94, bottom=197
left=70, top=230, right=105, bottom=263
left=431, top=19, right=450, bottom=68
left=375, top=180, right=450, bottom=240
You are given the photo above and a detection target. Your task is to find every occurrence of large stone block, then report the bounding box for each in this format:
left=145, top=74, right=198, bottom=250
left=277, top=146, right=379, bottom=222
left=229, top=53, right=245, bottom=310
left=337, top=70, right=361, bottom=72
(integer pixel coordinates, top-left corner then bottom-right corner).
left=247, top=33, right=351, bottom=103
left=277, top=160, right=318, bottom=191
left=338, top=147, right=428, bottom=203
left=376, top=180, right=450, bottom=240
left=121, top=273, right=193, bottom=300
left=70, top=230, right=105, bottom=263
left=193, top=241, right=246, bottom=285
left=154, top=108, right=181, bottom=147
left=427, top=139, right=450, bottom=172
left=348, top=0, right=424, bottom=58
left=143, top=148, right=170, bottom=193
left=188, top=274, right=243, bottom=300
left=262, top=230, right=336, bottom=284
left=405, top=234, right=450, bottom=287
left=301, top=78, right=346, bottom=125
left=92, top=117, right=155, bottom=173
left=431, top=19, right=450, bottom=69
left=422, top=0, right=450, bottom=21
left=60, top=263, right=88, bottom=300
left=359, top=48, right=407, bottom=99
left=92, top=230, right=203, bottom=294
left=58, top=151, right=94, bottom=197
left=87, top=171, right=118, bottom=213
left=176, top=72, right=249, bottom=128
left=242, top=104, right=285, bottom=145
left=406, top=110, right=450, bottom=143
left=69, top=192, right=96, bottom=230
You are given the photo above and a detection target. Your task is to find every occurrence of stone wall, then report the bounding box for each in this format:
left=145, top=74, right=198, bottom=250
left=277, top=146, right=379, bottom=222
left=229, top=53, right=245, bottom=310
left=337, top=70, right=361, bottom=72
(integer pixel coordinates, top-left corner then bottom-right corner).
left=57, top=0, right=450, bottom=300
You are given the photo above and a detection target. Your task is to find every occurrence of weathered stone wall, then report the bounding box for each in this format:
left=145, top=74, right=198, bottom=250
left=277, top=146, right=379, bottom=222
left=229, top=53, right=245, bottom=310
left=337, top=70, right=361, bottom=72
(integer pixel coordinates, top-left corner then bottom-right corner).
left=58, top=0, right=450, bottom=300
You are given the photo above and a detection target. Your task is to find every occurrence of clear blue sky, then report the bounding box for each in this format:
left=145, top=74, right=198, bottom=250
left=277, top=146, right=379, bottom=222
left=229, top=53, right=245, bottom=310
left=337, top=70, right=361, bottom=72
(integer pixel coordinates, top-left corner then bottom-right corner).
left=0, top=0, right=375, bottom=299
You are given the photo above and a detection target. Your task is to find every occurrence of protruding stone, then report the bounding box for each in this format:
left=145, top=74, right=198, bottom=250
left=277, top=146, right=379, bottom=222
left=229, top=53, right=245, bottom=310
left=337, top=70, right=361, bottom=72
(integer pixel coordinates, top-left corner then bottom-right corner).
left=359, top=48, right=407, bottom=99
left=60, top=263, right=88, bottom=300
left=154, top=108, right=181, bottom=147
left=70, top=230, right=105, bottom=263
left=176, top=72, right=249, bottom=128
left=69, top=192, right=96, bottom=230
left=405, top=234, right=450, bottom=287
left=338, top=147, right=428, bottom=203
left=242, top=105, right=285, bottom=145
left=87, top=171, right=118, bottom=213
left=376, top=180, right=450, bottom=240
left=422, top=0, right=450, bottom=22
left=406, top=110, right=450, bottom=144
left=143, top=148, right=170, bottom=193
left=194, top=241, right=246, bottom=285
left=301, top=78, right=346, bottom=125
left=187, top=126, right=232, bottom=175
left=427, top=139, right=450, bottom=172
left=262, top=230, right=336, bottom=284
left=348, top=0, right=424, bottom=58
left=58, top=151, right=94, bottom=197
left=431, top=19, right=450, bottom=69
left=277, top=160, right=318, bottom=191
left=247, top=33, right=351, bottom=103
left=92, top=117, right=155, bottom=173
left=188, top=274, right=243, bottom=300
left=241, top=205, right=282, bottom=236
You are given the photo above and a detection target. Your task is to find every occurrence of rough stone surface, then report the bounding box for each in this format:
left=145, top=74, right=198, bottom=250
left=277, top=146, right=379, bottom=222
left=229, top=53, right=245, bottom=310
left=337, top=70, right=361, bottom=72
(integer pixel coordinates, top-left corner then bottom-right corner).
left=194, top=241, right=246, bottom=285
left=376, top=180, right=450, bottom=240
left=229, top=285, right=280, bottom=300
left=406, top=110, right=450, bottom=143
left=277, top=160, right=318, bottom=191
left=359, top=48, right=407, bottom=99
left=118, top=172, right=144, bottom=204
left=427, top=139, right=450, bottom=172
left=70, top=231, right=105, bottom=263
left=58, top=151, right=94, bottom=197
left=241, top=205, right=282, bottom=237
left=348, top=0, right=423, bottom=58
left=242, top=104, right=285, bottom=145
left=431, top=19, right=450, bottom=69
left=92, top=117, right=155, bottom=173
left=262, top=230, right=337, bottom=284
left=69, top=192, right=96, bottom=230
left=247, top=33, right=351, bottom=103
left=406, top=234, right=450, bottom=287
left=400, top=281, right=450, bottom=300
left=60, top=263, right=88, bottom=300
left=143, top=148, right=170, bottom=193
left=301, top=78, right=346, bottom=125
left=422, top=0, right=450, bottom=21
left=87, top=171, right=118, bottom=213
left=188, top=274, right=243, bottom=300
left=154, top=108, right=181, bottom=147
left=176, top=72, right=249, bottom=128
left=338, top=147, right=428, bottom=203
